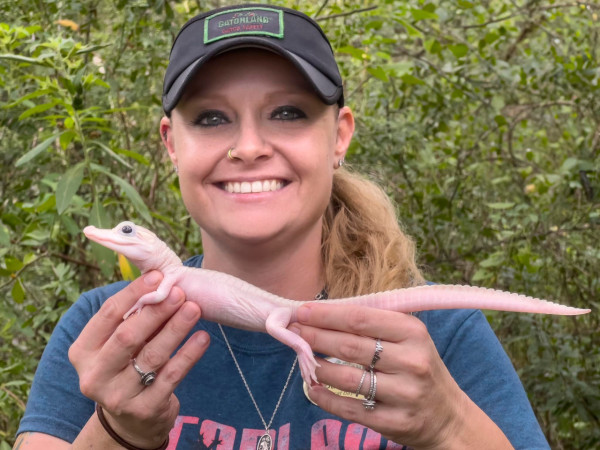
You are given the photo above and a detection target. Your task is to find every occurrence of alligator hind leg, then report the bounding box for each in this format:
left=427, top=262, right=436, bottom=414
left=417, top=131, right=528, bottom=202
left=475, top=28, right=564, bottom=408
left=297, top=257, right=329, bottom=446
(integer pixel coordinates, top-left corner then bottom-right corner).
left=265, top=308, right=320, bottom=384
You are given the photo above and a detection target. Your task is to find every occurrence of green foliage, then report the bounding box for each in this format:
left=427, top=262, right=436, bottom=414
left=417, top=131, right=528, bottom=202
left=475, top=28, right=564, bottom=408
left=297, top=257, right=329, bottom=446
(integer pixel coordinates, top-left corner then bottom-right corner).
left=1, top=0, right=598, bottom=447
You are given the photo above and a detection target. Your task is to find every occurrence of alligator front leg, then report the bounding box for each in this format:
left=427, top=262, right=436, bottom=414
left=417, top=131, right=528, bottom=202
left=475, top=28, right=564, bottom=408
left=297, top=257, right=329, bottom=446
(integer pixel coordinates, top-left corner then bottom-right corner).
left=123, top=276, right=178, bottom=319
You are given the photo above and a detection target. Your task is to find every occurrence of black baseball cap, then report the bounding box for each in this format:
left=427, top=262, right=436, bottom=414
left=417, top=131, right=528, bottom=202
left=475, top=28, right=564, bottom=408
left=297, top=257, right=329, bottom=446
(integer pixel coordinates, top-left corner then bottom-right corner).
left=162, top=4, right=344, bottom=115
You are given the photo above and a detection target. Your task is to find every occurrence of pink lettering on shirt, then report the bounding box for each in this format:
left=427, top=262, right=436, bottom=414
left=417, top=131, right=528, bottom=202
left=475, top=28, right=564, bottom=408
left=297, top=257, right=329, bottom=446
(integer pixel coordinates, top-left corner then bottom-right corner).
left=168, top=415, right=199, bottom=449
left=277, top=423, right=290, bottom=450
left=311, top=419, right=342, bottom=449
left=199, top=420, right=237, bottom=449
left=344, top=423, right=382, bottom=449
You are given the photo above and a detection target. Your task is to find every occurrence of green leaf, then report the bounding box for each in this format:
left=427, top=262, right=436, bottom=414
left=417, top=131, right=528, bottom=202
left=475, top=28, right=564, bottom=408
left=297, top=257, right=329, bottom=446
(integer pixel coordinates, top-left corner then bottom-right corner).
left=59, top=130, right=78, bottom=150
left=410, top=8, right=439, bottom=21
left=3, top=88, right=52, bottom=109
left=559, top=157, right=579, bottom=173
left=0, top=222, right=9, bottom=246
left=401, top=74, right=426, bottom=85
left=367, top=66, right=390, bottom=82
left=424, top=38, right=441, bottom=54
left=91, top=141, right=133, bottom=169
left=11, top=278, right=25, bottom=303
left=75, top=43, right=111, bottom=55
left=484, top=31, right=500, bottom=45
left=471, top=268, right=491, bottom=282
left=395, top=18, right=423, bottom=37
left=449, top=44, right=469, bottom=59
left=0, top=53, right=51, bottom=67
left=18, top=101, right=58, bottom=120
left=90, top=199, right=114, bottom=277
left=90, top=197, right=110, bottom=229
left=5, top=256, right=23, bottom=272
left=91, top=164, right=151, bottom=222
left=457, top=0, right=475, bottom=8
left=494, top=115, right=508, bottom=126
left=479, top=252, right=505, bottom=268
left=15, top=132, right=63, bottom=167
left=55, top=162, right=85, bottom=214
left=112, top=176, right=152, bottom=222
left=115, top=149, right=150, bottom=166
left=487, top=202, right=516, bottom=209
left=338, top=45, right=367, bottom=60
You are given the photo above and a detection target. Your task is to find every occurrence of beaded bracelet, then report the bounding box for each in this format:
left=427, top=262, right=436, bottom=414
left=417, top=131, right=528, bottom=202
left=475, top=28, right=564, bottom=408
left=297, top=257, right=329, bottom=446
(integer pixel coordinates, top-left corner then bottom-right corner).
left=95, top=404, right=169, bottom=450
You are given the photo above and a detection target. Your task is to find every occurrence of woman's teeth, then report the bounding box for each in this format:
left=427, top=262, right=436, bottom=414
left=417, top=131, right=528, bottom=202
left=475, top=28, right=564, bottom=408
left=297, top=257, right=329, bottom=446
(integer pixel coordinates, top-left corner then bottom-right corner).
left=224, top=180, right=284, bottom=193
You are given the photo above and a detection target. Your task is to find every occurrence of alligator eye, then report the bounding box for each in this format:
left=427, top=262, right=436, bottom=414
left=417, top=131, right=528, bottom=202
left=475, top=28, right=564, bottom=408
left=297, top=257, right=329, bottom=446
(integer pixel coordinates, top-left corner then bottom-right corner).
left=116, top=221, right=136, bottom=236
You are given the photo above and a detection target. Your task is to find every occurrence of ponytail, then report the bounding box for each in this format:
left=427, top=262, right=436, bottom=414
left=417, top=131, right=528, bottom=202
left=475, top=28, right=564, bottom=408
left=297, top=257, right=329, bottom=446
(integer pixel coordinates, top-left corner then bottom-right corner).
left=322, top=168, right=424, bottom=298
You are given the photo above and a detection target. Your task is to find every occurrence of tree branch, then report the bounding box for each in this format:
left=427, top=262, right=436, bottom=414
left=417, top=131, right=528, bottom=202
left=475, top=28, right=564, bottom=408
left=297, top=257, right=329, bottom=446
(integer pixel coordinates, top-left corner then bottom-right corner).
left=462, top=2, right=597, bottom=29
left=316, top=6, right=378, bottom=21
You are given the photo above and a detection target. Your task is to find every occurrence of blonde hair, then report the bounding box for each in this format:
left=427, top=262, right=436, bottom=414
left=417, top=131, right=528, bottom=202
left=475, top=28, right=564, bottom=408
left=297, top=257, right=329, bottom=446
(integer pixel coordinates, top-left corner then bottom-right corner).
left=322, top=168, right=424, bottom=298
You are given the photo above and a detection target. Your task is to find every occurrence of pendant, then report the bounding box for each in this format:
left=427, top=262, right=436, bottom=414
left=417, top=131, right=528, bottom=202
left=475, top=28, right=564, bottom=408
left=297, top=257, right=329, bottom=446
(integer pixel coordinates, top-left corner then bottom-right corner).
left=257, top=433, right=272, bottom=450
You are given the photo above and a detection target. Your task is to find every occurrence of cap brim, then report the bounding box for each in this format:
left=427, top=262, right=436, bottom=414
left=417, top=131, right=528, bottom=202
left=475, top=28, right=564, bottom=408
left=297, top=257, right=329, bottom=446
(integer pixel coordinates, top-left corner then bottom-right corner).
left=162, top=40, right=342, bottom=114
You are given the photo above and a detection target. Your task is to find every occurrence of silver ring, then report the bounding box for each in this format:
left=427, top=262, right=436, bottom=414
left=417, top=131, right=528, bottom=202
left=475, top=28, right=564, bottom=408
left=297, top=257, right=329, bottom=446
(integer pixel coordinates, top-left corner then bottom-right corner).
left=355, top=369, right=368, bottom=396
left=369, top=339, right=383, bottom=369
left=362, top=369, right=377, bottom=410
left=132, top=359, right=157, bottom=386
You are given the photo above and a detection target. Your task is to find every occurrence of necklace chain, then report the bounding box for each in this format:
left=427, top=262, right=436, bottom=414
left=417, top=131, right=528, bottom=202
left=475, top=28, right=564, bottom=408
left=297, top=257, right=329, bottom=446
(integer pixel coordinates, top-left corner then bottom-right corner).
left=218, top=324, right=297, bottom=433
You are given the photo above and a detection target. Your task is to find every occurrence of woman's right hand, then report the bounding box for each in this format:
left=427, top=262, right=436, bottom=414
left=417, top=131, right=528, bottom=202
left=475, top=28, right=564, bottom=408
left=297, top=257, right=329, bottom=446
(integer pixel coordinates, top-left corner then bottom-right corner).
left=68, top=270, right=209, bottom=448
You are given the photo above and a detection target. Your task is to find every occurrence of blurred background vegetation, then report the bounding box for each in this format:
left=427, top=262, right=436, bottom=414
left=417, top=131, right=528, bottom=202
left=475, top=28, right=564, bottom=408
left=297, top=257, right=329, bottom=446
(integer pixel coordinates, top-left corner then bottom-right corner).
left=0, top=0, right=598, bottom=448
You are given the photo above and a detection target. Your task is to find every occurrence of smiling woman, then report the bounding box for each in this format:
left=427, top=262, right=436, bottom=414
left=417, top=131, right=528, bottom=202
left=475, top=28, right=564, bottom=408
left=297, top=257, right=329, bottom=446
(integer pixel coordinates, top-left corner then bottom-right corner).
left=162, top=49, right=353, bottom=262
left=15, top=4, right=551, bottom=450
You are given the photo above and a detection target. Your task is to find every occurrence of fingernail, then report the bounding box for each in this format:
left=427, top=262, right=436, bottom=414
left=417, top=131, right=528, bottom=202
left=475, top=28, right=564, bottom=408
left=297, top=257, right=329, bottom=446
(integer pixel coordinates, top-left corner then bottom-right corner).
left=297, top=305, right=311, bottom=323
left=168, top=290, right=184, bottom=304
left=289, top=325, right=301, bottom=335
left=143, top=271, right=161, bottom=286
left=196, top=332, right=209, bottom=346
left=181, top=302, right=198, bottom=320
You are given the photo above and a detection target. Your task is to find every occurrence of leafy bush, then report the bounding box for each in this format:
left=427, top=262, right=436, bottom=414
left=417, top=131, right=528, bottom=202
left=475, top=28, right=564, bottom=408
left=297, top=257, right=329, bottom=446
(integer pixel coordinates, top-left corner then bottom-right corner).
left=1, top=1, right=598, bottom=447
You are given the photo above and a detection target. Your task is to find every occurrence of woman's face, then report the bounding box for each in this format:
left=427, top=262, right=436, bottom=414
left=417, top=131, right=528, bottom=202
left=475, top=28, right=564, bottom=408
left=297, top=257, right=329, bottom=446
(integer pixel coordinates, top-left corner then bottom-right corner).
left=161, top=49, right=354, bottom=252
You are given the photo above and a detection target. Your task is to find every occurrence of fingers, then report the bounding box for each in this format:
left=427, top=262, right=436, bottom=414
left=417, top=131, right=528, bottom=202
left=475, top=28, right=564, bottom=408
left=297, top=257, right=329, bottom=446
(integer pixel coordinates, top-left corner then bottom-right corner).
left=96, top=286, right=188, bottom=371
left=296, top=303, right=420, bottom=342
left=294, top=303, right=467, bottom=447
left=293, top=303, right=429, bottom=371
left=73, top=271, right=164, bottom=353
left=129, top=300, right=206, bottom=394
left=68, top=278, right=210, bottom=448
left=150, top=330, right=210, bottom=398
left=306, top=382, right=387, bottom=424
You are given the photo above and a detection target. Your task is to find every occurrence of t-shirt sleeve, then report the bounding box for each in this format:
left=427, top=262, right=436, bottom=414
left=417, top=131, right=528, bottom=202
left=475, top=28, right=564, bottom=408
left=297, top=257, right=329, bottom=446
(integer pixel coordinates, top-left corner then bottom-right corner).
left=16, top=282, right=128, bottom=442
left=420, top=308, right=550, bottom=450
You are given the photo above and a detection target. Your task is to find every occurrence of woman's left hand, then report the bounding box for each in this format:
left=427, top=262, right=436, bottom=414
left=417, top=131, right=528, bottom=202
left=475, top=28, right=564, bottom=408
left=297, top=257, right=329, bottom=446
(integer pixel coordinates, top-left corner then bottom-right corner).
left=290, top=303, right=513, bottom=450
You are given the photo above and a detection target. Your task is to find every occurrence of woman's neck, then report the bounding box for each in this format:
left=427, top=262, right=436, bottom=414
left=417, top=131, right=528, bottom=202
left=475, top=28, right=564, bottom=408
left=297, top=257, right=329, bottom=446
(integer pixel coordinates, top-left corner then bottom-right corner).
left=200, top=226, right=326, bottom=301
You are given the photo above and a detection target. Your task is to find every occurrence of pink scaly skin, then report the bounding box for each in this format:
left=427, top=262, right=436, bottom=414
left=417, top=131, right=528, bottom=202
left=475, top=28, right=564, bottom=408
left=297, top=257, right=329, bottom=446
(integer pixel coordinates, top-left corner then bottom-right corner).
left=83, top=221, right=591, bottom=385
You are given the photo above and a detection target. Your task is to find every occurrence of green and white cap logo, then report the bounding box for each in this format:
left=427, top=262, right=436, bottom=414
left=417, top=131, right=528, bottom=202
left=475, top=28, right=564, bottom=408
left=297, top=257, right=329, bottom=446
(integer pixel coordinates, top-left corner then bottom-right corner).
left=204, top=7, right=284, bottom=44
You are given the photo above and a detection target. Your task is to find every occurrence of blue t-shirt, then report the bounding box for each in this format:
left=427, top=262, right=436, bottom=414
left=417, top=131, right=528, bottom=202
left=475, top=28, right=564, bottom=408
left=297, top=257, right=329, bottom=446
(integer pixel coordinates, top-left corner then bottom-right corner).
left=18, top=256, right=549, bottom=449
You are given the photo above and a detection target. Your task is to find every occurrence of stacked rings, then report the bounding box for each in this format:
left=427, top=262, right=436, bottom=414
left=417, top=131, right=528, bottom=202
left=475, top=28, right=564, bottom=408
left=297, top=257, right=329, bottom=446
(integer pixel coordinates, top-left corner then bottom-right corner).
left=132, top=359, right=157, bottom=386
left=355, top=370, right=368, bottom=396
left=356, top=338, right=383, bottom=410
left=362, top=369, right=377, bottom=410
left=369, top=339, right=383, bottom=369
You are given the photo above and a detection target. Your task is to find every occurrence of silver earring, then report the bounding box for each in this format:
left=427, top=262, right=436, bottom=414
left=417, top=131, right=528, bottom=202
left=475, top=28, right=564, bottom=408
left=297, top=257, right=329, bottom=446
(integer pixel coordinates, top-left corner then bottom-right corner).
left=338, top=158, right=345, bottom=168
left=174, top=166, right=178, bottom=174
